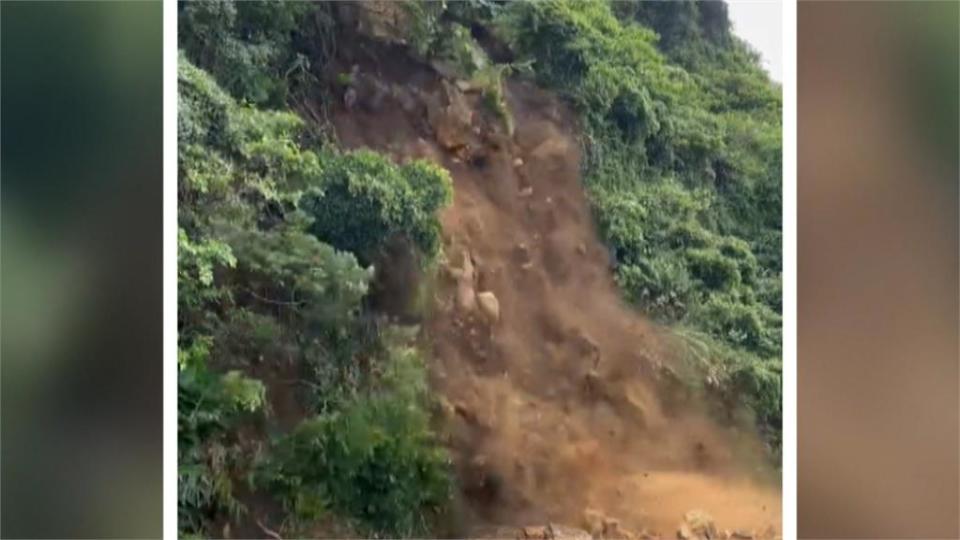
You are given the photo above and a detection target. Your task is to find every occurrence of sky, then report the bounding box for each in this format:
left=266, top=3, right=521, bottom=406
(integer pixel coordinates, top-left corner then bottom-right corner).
left=726, top=0, right=783, bottom=82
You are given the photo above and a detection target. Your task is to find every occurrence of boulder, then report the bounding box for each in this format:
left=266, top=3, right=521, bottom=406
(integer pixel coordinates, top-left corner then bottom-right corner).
left=678, top=510, right=717, bottom=540
left=582, top=508, right=605, bottom=536
left=428, top=81, right=474, bottom=152
left=521, top=526, right=551, bottom=539
left=548, top=524, right=593, bottom=540
left=450, top=252, right=478, bottom=312
left=477, top=291, right=500, bottom=324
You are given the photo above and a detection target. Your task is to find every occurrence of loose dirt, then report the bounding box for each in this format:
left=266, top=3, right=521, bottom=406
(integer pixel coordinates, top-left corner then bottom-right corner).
left=323, top=49, right=781, bottom=538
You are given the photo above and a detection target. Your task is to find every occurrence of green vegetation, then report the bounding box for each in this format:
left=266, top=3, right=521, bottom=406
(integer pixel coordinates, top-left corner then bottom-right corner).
left=494, top=0, right=782, bottom=448
left=179, top=0, right=781, bottom=535
left=177, top=46, right=451, bottom=537
left=260, top=345, right=451, bottom=536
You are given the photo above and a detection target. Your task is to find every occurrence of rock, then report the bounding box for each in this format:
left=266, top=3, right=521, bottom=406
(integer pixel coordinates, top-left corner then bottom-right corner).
left=582, top=508, right=605, bottom=536
left=519, top=186, right=534, bottom=197
left=514, top=157, right=525, bottom=167
left=576, top=242, right=587, bottom=255
left=428, top=81, right=474, bottom=152
left=678, top=524, right=693, bottom=540
left=570, top=328, right=600, bottom=367
left=603, top=517, right=635, bottom=540
left=451, top=252, right=478, bottom=312
left=521, top=526, right=551, bottom=539
left=548, top=524, right=593, bottom=540
left=683, top=510, right=717, bottom=539
left=477, top=291, right=500, bottom=324
left=620, top=386, right=650, bottom=429
left=436, top=396, right=456, bottom=420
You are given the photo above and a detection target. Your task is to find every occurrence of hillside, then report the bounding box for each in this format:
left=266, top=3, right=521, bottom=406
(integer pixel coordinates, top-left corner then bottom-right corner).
left=177, top=1, right=782, bottom=538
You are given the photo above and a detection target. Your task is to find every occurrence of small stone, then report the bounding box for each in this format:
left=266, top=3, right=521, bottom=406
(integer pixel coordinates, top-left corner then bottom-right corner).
left=515, top=242, right=531, bottom=261
left=576, top=243, right=587, bottom=255
left=677, top=524, right=693, bottom=540
left=519, top=186, right=534, bottom=197
left=514, top=157, right=524, bottom=167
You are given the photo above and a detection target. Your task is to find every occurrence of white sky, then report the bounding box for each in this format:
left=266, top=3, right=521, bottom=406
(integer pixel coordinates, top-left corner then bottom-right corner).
left=726, top=0, right=783, bottom=82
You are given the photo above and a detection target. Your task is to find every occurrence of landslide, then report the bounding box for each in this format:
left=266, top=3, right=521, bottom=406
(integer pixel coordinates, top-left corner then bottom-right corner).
left=314, top=41, right=781, bottom=539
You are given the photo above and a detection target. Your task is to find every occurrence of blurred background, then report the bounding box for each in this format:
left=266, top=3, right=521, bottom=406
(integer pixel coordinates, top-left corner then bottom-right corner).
left=1, top=1, right=162, bottom=537
left=798, top=1, right=959, bottom=538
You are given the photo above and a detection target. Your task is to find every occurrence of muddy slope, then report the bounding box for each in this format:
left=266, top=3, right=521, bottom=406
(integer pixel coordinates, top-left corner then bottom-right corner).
left=322, top=49, right=780, bottom=537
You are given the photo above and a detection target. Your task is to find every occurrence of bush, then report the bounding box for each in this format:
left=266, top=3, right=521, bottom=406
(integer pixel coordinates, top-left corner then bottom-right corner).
left=178, top=337, right=266, bottom=536
left=261, top=347, right=452, bottom=537
left=686, top=248, right=740, bottom=290
left=179, top=0, right=311, bottom=107
left=301, top=151, right=452, bottom=265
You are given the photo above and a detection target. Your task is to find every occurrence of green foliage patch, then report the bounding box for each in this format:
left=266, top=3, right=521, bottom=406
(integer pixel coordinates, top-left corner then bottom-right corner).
left=177, top=52, right=452, bottom=536
left=259, top=346, right=452, bottom=537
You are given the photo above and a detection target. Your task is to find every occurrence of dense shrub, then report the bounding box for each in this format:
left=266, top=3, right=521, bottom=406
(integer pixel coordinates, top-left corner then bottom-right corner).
left=179, top=0, right=312, bottom=107
left=178, top=338, right=266, bottom=535
left=301, top=152, right=453, bottom=265
left=260, top=347, right=452, bottom=537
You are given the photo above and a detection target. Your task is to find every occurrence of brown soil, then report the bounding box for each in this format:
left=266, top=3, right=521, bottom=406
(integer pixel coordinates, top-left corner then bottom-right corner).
left=323, top=48, right=781, bottom=538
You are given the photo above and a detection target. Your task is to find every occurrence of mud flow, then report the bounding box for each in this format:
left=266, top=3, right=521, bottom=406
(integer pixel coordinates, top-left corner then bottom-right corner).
left=320, top=50, right=781, bottom=539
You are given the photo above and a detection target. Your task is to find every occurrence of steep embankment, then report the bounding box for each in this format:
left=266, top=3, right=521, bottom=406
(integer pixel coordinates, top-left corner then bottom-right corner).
left=323, top=49, right=780, bottom=538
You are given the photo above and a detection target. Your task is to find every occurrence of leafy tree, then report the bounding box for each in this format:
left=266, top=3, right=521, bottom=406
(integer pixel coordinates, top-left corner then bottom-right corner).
left=301, top=152, right=453, bottom=266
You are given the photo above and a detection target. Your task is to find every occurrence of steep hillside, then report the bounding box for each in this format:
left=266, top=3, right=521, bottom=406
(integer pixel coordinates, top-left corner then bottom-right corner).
left=177, top=1, right=782, bottom=538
